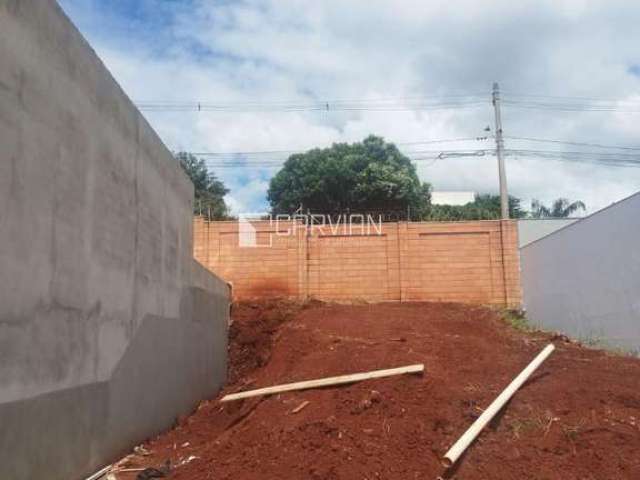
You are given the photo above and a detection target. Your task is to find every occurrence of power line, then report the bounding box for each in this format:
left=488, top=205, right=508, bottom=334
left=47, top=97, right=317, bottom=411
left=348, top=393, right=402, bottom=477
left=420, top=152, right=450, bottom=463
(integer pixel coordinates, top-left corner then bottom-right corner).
left=138, top=92, right=640, bottom=108
left=501, top=99, right=640, bottom=113
left=138, top=93, right=487, bottom=105
left=393, top=136, right=488, bottom=146
left=200, top=150, right=492, bottom=168
left=136, top=90, right=640, bottom=115
left=197, top=148, right=640, bottom=170
left=508, top=156, right=640, bottom=169
left=140, top=100, right=486, bottom=113
left=503, top=92, right=640, bottom=103
left=187, top=138, right=640, bottom=167
left=504, top=136, right=640, bottom=151
left=504, top=149, right=640, bottom=168
left=505, top=149, right=640, bottom=159
left=136, top=94, right=489, bottom=113
left=188, top=137, right=488, bottom=157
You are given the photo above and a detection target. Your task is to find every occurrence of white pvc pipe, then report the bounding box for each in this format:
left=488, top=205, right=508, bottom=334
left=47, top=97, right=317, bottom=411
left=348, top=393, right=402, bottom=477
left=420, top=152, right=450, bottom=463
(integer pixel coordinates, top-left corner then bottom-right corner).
left=442, top=343, right=555, bottom=468
left=83, top=464, right=112, bottom=480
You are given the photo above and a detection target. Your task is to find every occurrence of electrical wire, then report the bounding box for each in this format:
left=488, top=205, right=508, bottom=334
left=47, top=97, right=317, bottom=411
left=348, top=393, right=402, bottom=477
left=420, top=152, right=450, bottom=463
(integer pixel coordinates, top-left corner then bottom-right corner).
left=200, top=150, right=491, bottom=169
left=504, top=136, right=640, bottom=151
left=137, top=91, right=640, bottom=115
left=505, top=149, right=640, bottom=159
left=496, top=90, right=640, bottom=113
left=136, top=94, right=489, bottom=113
left=501, top=99, right=640, bottom=113
left=188, top=137, right=488, bottom=157
left=139, top=101, right=486, bottom=112
left=197, top=147, right=640, bottom=170
left=502, top=92, right=640, bottom=103
left=504, top=149, right=640, bottom=168
left=138, top=93, right=487, bottom=105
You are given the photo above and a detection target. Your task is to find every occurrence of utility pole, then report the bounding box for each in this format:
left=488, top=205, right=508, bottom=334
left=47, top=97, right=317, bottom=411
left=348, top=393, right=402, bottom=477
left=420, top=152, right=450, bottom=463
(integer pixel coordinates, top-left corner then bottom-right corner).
left=492, top=82, right=509, bottom=219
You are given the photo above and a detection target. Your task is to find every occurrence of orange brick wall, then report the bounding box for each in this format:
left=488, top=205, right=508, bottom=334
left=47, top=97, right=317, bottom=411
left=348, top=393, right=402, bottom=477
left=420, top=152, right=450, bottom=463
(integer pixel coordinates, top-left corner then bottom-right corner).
left=193, top=217, right=522, bottom=308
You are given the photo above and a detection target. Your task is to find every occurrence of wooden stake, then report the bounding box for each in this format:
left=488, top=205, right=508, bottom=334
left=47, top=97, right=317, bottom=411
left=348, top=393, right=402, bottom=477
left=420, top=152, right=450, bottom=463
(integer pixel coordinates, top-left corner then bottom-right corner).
left=291, top=400, right=310, bottom=414
left=220, top=364, right=424, bottom=402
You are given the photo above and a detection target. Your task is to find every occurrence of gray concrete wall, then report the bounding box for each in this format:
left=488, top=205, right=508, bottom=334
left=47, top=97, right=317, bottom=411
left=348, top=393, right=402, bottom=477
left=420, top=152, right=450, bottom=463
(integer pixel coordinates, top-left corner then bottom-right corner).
left=0, top=1, right=229, bottom=479
left=517, top=218, right=579, bottom=247
left=521, top=192, right=640, bottom=353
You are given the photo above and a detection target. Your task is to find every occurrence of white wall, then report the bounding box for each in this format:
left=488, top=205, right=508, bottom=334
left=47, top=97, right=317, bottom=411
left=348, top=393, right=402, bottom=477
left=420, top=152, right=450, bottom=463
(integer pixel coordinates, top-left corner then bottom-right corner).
left=431, top=191, right=476, bottom=206
left=517, top=218, right=578, bottom=247
left=520, top=192, right=640, bottom=353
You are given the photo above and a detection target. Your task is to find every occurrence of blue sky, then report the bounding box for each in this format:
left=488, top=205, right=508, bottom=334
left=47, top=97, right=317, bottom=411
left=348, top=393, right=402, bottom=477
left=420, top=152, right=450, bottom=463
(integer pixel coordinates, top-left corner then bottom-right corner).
left=59, top=0, right=640, bottom=214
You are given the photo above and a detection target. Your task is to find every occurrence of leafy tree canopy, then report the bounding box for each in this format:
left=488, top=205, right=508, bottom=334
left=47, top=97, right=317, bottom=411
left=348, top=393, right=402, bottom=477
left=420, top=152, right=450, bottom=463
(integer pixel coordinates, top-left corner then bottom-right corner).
left=424, top=194, right=527, bottom=221
left=424, top=195, right=586, bottom=220
left=267, top=136, right=431, bottom=215
left=176, top=152, right=230, bottom=220
left=530, top=198, right=586, bottom=218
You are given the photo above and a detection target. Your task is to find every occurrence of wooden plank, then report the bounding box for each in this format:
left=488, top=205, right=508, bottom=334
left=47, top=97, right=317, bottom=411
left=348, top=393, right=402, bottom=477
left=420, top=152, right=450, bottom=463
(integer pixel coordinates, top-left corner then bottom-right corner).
left=220, top=364, right=424, bottom=402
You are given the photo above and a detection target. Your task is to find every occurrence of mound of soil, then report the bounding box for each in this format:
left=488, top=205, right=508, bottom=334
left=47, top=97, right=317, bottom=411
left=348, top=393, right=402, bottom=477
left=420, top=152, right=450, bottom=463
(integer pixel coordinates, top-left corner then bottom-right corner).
left=116, top=301, right=640, bottom=480
left=227, top=298, right=313, bottom=385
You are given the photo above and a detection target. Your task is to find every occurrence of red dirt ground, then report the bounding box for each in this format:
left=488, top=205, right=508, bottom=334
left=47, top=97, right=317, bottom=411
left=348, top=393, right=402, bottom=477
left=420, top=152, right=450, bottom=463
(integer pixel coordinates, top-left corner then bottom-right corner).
left=114, top=300, right=640, bottom=480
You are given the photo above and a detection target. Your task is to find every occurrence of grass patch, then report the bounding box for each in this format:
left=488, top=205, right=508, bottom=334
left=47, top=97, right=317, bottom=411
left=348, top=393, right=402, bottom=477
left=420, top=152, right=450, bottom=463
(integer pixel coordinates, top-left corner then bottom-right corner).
left=501, top=309, right=533, bottom=332
left=579, top=334, right=640, bottom=358
left=499, top=310, right=640, bottom=358
left=509, top=410, right=559, bottom=439
left=561, top=419, right=585, bottom=442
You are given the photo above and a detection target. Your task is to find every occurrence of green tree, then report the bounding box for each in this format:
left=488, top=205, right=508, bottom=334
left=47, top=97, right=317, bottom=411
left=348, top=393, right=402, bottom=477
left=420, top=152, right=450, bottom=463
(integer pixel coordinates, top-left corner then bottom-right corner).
left=472, top=194, right=527, bottom=219
left=267, top=136, right=431, bottom=216
left=176, top=152, right=230, bottom=220
left=530, top=198, right=586, bottom=218
left=423, top=194, right=526, bottom=221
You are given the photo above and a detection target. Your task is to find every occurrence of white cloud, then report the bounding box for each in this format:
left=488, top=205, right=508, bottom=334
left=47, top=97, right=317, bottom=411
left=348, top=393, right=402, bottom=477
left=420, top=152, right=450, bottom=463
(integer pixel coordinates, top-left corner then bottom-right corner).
left=225, top=177, right=271, bottom=216
left=60, top=0, right=640, bottom=214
